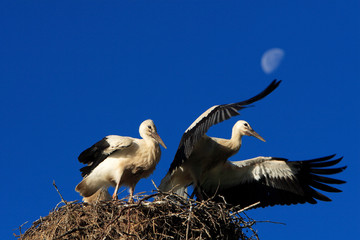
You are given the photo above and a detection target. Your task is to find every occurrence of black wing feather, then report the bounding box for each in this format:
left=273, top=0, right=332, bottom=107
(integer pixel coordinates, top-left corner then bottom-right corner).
left=78, top=138, right=110, bottom=164
left=169, top=79, right=281, bottom=173
left=200, top=155, right=346, bottom=208
left=78, top=138, right=112, bottom=177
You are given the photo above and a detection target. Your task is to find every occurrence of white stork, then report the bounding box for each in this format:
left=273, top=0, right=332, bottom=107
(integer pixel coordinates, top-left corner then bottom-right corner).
left=75, top=119, right=167, bottom=203
left=159, top=80, right=281, bottom=197
left=199, top=155, right=346, bottom=207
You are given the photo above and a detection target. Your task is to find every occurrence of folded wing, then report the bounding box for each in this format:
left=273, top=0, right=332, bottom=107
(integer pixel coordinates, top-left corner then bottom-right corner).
left=78, top=135, right=133, bottom=177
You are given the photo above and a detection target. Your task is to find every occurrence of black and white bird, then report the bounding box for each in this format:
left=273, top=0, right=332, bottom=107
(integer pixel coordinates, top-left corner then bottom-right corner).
left=76, top=119, right=167, bottom=203
left=159, top=80, right=280, bottom=197
left=199, top=155, right=346, bottom=208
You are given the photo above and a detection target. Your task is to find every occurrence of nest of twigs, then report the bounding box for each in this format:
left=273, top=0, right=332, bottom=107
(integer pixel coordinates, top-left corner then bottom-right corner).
left=17, top=191, right=259, bottom=240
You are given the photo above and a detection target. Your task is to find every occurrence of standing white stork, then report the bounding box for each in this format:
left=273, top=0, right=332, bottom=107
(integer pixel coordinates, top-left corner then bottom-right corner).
left=75, top=119, right=167, bottom=203
left=159, top=80, right=281, bottom=197
left=199, top=155, right=346, bottom=207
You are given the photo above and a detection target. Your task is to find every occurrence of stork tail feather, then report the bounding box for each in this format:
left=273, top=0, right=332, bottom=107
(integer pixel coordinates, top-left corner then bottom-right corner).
left=83, top=187, right=112, bottom=203
left=75, top=177, right=104, bottom=197
left=159, top=172, right=188, bottom=197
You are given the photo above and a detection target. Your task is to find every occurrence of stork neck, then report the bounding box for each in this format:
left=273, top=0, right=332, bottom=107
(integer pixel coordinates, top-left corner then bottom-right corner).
left=229, top=129, right=243, bottom=152
left=143, top=135, right=157, bottom=147
left=143, top=135, right=161, bottom=162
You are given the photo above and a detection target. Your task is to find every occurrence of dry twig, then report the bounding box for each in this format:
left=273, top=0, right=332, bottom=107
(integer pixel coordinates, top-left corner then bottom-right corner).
left=17, top=189, right=259, bottom=240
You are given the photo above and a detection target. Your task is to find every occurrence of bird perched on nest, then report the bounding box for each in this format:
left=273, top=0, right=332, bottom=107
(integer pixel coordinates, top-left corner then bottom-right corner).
left=76, top=119, right=167, bottom=203
left=199, top=155, right=346, bottom=208
left=159, top=80, right=280, bottom=198
left=159, top=78, right=346, bottom=208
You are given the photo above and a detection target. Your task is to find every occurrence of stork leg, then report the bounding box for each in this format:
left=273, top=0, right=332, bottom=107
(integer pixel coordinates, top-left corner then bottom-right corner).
left=190, top=187, right=196, bottom=199
left=112, top=171, right=124, bottom=200
left=112, top=182, right=120, bottom=200
left=189, top=170, right=204, bottom=200
left=190, top=185, right=204, bottom=200
left=128, top=186, right=135, bottom=203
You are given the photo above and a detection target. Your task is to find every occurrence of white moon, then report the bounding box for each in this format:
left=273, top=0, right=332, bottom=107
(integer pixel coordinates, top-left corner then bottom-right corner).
left=261, top=48, right=285, bottom=74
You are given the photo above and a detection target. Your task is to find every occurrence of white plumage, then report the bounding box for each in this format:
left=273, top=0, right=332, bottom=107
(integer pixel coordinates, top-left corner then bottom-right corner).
left=199, top=155, right=346, bottom=208
left=159, top=80, right=280, bottom=197
left=159, top=120, right=265, bottom=198
left=158, top=79, right=346, bottom=208
left=76, top=119, right=167, bottom=202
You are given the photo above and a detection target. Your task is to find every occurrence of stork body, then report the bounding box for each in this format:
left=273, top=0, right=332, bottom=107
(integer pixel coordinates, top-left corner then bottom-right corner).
left=76, top=119, right=166, bottom=202
left=199, top=155, right=346, bottom=207
left=158, top=79, right=346, bottom=208
left=159, top=80, right=280, bottom=195
left=160, top=120, right=264, bottom=196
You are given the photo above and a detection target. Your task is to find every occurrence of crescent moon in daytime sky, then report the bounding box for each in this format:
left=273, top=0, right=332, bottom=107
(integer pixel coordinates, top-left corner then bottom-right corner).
left=261, top=48, right=285, bottom=74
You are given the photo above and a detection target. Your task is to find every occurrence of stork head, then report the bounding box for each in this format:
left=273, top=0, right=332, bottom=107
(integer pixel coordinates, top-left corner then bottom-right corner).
left=139, top=119, right=167, bottom=149
left=233, top=120, right=266, bottom=142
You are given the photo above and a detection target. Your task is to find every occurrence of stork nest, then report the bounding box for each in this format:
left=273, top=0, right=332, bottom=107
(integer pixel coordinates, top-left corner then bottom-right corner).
left=16, top=192, right=259, bottom=240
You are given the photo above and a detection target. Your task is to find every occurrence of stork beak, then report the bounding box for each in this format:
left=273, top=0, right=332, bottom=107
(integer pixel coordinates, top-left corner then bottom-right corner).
left=248, top=129, right=266, bottom=142
left=152, top=132, right=167, bottom=149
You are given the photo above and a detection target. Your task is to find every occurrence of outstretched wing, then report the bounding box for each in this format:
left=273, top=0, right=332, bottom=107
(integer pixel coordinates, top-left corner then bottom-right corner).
left=78, top=135, right=133, bottom=177
left=200, top=155, right=346, bottom=208
left=168, top=79, right=281, bottom=173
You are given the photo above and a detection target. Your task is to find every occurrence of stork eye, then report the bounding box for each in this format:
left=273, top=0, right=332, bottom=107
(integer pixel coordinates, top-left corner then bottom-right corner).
left=244, top=123, right=248, bottom=127
left=148, top=126, right=152, bottom=129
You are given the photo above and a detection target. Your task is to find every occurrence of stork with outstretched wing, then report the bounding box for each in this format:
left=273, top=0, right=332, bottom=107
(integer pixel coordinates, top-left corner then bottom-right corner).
left=159, top=80, right=280, bottom=198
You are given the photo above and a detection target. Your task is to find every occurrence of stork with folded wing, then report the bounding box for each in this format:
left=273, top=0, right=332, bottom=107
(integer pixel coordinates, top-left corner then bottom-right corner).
left=76, top=119, right=167, bottom=203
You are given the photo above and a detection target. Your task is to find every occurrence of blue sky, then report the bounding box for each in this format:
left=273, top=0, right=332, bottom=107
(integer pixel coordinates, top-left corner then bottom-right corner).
left=1, top=1, right=359, bottom=239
